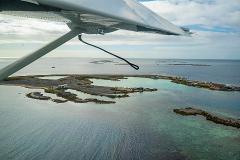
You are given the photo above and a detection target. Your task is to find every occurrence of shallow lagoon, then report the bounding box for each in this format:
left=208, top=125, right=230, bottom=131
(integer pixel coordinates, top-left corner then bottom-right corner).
left=0, top=77, right=239, bottom=160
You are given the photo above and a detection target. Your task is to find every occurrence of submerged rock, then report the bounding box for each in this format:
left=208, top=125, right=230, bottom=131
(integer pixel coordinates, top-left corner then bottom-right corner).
left=174, top=107, right=240, bottom=129
left=52, top=99, right=68, bottom=103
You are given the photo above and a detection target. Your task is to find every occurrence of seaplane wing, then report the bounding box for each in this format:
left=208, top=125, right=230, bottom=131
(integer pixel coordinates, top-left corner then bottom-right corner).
left=0, top=0, right=190, bottom=80
left=0, top=0, right=189, bottom=35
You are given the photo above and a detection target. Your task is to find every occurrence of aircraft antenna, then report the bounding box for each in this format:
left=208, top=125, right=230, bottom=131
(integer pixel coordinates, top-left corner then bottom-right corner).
left=78, top=35, right=139, bottom=70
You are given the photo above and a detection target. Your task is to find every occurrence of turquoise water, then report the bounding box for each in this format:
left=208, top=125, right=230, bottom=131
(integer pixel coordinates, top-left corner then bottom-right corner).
left=0, top=77, right=239, bottom=160
left=0, top=58, right=240, bottom=159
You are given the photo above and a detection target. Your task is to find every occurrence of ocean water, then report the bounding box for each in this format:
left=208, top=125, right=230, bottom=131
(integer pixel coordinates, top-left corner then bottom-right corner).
left=0, top=58, right=240, bottom=160
left=0, top=58, right=239, bottom=85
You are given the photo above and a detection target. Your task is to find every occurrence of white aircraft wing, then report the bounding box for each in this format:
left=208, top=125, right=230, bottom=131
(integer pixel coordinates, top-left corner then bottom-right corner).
left=0, top=0, right=189, bottom=35
left=37, top=0, right=188, bottom=35
left=0, top=0, right=190, bottom=80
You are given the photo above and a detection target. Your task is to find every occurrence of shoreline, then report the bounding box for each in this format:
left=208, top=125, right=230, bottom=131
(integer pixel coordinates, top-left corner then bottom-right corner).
left=1, top=74, right=239, bottom=92
left=1, top=74, right=239, bottom=128
left=0, top=74, right=158, bottom=104
left=0, top=74, right=239, bottom=104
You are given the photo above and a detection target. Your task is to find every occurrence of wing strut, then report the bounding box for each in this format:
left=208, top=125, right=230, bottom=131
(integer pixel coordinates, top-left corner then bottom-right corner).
left=0, top=29, right=80, bottom=81
left=78, top=35, right=139, bottom=70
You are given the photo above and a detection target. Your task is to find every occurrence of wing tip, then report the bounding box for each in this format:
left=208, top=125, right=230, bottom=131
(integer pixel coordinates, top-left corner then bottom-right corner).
left=137, top=25, right=192, bottom=36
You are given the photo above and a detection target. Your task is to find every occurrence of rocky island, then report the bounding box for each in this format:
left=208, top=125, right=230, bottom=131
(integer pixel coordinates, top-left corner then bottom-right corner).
left=0, top=74, right=239, bottom=104
left=174, top=107, right=240, bottom=129
left=168, top=63, right=211, bottom=66
left=155, top=75, right=240, bottom=91
left=26, top=92, right=51, bottom=100
left=0, top=75, right=158, bottom=104
left=90, top=60, right=116, bottom=64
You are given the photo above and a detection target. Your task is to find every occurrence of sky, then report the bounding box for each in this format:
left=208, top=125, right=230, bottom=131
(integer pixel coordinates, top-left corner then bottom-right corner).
left=0, top=0, right=239, bottom=59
